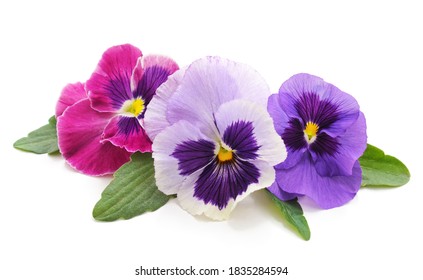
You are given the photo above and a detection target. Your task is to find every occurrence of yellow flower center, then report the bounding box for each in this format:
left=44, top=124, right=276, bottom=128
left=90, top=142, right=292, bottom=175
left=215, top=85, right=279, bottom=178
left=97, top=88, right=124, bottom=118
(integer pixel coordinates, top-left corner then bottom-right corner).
left=217, top=146, right=233, bottom=162
left=121, top=98, right=145, bottom=117
left=304, top=121, right=319, bottom=142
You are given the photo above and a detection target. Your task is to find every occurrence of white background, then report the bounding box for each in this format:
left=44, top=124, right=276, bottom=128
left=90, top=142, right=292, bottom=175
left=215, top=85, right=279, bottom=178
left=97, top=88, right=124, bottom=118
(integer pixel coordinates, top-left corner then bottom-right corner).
left=1, top=1, right=422, bottom=279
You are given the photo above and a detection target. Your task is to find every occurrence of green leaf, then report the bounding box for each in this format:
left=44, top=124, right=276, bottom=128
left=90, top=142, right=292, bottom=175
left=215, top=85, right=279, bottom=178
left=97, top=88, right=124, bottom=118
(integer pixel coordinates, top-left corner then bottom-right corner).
left=359, top=144, right=410, bottom=188
left=13, top=115, right=59, bottom=154
left=93, top=152, right=170, bottom=221
left=266, top=190, right=311, bottom=240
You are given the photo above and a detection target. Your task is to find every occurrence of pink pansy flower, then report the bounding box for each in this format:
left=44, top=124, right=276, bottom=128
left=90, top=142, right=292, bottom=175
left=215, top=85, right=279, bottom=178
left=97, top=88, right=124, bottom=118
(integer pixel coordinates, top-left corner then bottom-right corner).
left=56, top=44, right=178, bottom=176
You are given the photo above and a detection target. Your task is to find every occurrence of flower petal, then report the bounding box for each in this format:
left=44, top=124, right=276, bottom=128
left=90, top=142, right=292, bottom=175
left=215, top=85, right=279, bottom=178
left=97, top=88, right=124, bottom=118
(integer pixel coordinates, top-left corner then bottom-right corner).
left=130, top=57, right=144, bottom=93
left=274, top=147, right=306, bottom=170
left=166, top=57, right=271, bottom=137
left=279, top=73, right=360, bottom=137
left=102, top=116, right=152, bottom=153
left=142, top=55, right=179, bottom=72
left=144, top=69, right=185, bottom=141
left=194, top=155, right=260, bottom=209
left=320, top=82, right=361, bottom=137
left=177, top=175, right=235, bottom=220
left=152, top=120, right=212, bottom=195
left=172, top=139, right=216, bottom=176
left=268, top=93, right=308, bottom=169
left=275, top=152, right=362, bottom=209
left=57, top=99, right=131, bottom=176
left=215, top=99, right=287, bottom=166
left=55, top=82, right=87, bottom=117
left=278, top=73, right=327, bottom=120
left=86, top=44, right=142, bottom=112
left=133, top=55, right=179, bottom=107
left=267, top=180, right=299, bottom=201
left=312, top=112, right=367, bottom=176
left=221, top=121, right=259, bottom=160
left=267, top=93, right=290, bottom=136
left=178, top=160, right=276, bottom=220
left=176, top=175, right=224, bottom=217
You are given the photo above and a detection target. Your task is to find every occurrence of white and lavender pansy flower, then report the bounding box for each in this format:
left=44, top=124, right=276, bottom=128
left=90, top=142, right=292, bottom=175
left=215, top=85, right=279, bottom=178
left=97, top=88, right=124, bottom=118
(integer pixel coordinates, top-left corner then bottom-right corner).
left=57, top=44, right=178, bottom=176
left=144, top=57, right=286, bottom=220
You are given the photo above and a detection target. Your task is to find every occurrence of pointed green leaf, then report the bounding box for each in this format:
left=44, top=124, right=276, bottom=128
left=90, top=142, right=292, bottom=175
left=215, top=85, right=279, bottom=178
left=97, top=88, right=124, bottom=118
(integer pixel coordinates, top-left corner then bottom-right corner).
left=266, top=190, right=311, bottom=240
left=93, top=152, right=170, bottom=221
left=14, top=116, right=59, bottom=154
left=359, top=144, right=410, bottom=188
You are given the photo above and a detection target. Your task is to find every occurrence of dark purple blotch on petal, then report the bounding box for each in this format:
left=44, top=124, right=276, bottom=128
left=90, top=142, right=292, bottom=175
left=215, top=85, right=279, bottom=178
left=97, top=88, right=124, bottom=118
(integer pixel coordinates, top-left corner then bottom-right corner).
left=294, top=92, right=339, bottom=129
left=117, top=116, right=141, bottom=137
left=103, top=73, right=133, bottom=110
left=283, top=92, right=341, bottom=156
left=134, top=66, right=171, bottom=110
left=194, top=155, right=260, bottom=209
left=172, top=139, right=216, bottom=176
left=310, top=132, right=339, bottom=156
left=222, top=121, right=259, bottom=160
left=282, top=118, right=307, bottom=151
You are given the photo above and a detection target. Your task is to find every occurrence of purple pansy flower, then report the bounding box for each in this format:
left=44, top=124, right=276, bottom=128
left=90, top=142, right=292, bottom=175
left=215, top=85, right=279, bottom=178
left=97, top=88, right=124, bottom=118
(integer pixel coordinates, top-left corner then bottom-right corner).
left=144, top=57, right=286, bottom=220
left=267, top=73, right=367, bottom=209
left=56, top=44, right=178, bottom=176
